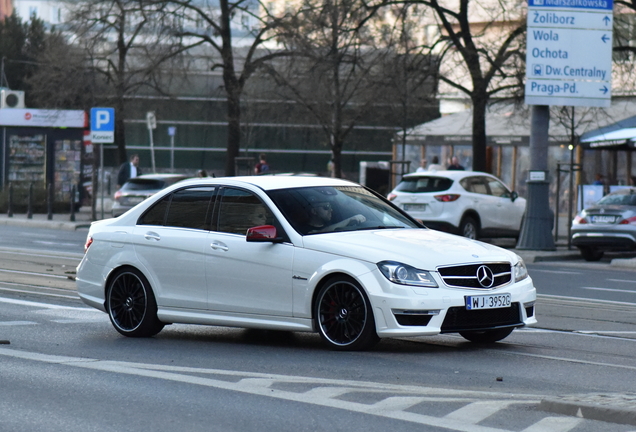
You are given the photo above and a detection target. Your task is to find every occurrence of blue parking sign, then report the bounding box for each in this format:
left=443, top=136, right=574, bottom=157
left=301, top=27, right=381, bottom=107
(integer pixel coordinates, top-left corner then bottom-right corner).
left=90, top=107, right=115, bottom=143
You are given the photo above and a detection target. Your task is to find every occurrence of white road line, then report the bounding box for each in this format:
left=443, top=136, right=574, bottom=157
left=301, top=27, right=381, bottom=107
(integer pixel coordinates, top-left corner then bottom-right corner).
left=0, top=268, right=70, bottom=280
left=500, top=351, right=636, bottom=371
left=0, top=286, right=78, bottom=300
left=445, top=401, right=514, bottom=424
left=0, top=347, right=542, bottom=432
left=538, top=294, right=636, bottom=307
left=521, top=416, right=582, bottom=432
left=529, top=269, right=581, bottom=275
left=608, top=279, right=635, bottom=284
left=0, top=321, right=37, bottom=326
left=0, top=296, right=94, bottom=311
left=582, top=287, right=636, bottom=294
left=368, top=396, right=426, bottom=413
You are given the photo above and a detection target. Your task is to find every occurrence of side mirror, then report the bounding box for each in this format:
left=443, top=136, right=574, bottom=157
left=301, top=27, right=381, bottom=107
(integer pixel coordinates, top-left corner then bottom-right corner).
left=246, top=225, right=284, bottom=243
left=511, top=191, right=519, bottom=202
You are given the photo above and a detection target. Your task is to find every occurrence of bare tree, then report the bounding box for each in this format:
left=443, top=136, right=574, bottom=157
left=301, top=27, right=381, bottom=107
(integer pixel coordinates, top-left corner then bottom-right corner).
left=160, top=0, right=291, bottom=176
left=261, top=0, right=393, bottom=178
left=369, top=0, right=526, bottom=172
left=67, top=0, right=183, bottom=164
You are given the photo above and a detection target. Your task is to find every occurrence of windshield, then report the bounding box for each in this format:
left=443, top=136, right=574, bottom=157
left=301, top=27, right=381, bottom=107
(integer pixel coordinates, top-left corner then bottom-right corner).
left=268, top=186, right=420, bottom=235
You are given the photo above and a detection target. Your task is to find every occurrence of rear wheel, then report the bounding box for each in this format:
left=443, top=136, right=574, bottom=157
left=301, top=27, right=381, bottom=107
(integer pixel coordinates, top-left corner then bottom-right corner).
left=314, top=276, right=379, bottom=351
left=459, top=327, right=514, bottom=343
left=579, top=247, right=604, bottom=262
left=459, top=216, right=479, bottom=239
left=106, top=268, right=164, bottom=337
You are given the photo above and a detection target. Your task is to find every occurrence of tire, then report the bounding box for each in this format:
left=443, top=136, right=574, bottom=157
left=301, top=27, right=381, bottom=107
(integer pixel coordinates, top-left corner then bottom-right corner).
left=106, top=268, right=164, bottom=337
left=459, top=327, right=514, bottom=343
left=459, top=216, right=479, bottom=240
left=314, top=276, right=379, bottom=351
left=579, top=247, right=604, bottom=262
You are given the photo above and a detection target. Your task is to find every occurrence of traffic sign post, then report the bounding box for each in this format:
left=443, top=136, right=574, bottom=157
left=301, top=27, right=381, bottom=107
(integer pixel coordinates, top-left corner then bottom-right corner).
left=147, top=111, right=156, bottom=173
left=525, top=0, right=613, bottom=108
left=90, top=108, right=115, bottom=220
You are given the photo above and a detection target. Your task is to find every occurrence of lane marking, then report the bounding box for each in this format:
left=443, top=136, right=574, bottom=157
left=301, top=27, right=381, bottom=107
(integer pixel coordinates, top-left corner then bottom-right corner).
left=608, top=279, right=635, bottom=284
left=529, top=269, right=580, bottom=275
left=521, top=417, right=582, bottom=432
left=0, top=268, right=70, bottom=280
left=0, top=321, right=37, bottom=326
left=582, top=287, right=636, bottom=294
left=445, top=401, right=515, bottom=424
left=0, top=346, right=542, bottom=432
left=0, top=296, right=94, bottom=311
left=499, top=351, right=636, bottom=371
left=538, top=294, right=636, bottom=307
left=0, top=286, right=78, bottom=300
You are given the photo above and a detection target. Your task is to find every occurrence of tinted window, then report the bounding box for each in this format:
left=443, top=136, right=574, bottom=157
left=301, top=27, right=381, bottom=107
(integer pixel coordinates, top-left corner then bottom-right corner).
left=395, top=177, right=453, bottom=193
left=598, top=191, right=636, bottom=206
left=216, top=188, right=276, bottom=235
left=165, top=187, right=215, bottom=230
left=139, top=196, right=170, bottom=225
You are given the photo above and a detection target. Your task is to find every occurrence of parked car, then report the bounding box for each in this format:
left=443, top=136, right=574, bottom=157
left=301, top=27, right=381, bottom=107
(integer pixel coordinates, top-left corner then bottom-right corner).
left=387, top=171, right=526, bottom=240
left=111, top=174, right=190, bottom=217
left=77, top=176, right=537, bottom=350
left=571, top=187, right=636, bottom=261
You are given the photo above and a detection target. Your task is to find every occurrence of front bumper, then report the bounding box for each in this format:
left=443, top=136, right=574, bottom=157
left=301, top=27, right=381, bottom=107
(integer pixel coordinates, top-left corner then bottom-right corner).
left=359, top=270, right=537, bottom=338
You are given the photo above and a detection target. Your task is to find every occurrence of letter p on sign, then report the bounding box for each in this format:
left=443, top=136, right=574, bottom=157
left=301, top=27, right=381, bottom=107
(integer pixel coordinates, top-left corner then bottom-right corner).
left=90, top=107, right=115, bottom=143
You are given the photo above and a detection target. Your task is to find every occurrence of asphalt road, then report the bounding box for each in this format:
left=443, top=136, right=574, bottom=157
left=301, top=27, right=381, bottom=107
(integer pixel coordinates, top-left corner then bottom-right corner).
left=0, top=227, right=635, bottom=431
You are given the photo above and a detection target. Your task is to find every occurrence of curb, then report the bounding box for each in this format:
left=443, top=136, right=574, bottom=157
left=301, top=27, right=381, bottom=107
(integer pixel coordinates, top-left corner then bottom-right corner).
left=539, top=394, right=636, bottom=426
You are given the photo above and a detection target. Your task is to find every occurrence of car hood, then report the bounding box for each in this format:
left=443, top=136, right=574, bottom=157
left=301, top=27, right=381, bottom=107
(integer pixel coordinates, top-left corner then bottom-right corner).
left=301, top=228, right=517, bottom=270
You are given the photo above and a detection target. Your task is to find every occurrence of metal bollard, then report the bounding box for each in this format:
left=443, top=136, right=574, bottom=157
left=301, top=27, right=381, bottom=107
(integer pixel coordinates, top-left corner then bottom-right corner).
left=27, top=183, right=33, bottom=219
left=7, top=182, right=13, bottom=218
left=70, top=184, right=76, bottom=222
left=47, top=183, right=53, bottom=220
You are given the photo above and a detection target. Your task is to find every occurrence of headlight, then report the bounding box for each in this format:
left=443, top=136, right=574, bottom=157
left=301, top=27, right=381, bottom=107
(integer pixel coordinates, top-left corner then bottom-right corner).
left=513, top=258, right=528, bottom=282
left=378, top=261, right=438, bottom=287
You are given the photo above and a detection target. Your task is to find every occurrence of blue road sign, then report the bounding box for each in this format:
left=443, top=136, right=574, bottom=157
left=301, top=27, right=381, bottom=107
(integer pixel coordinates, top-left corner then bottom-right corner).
left=90, top=107, right=115, bottom=143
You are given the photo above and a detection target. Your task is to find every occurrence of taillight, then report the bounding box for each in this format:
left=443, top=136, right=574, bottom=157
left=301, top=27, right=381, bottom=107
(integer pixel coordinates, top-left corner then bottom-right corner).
left=114, top=190, right=122, bottom=200
left=387, top=194, right=397, bottom=201
left=84, top=236, right=93, bottom=253
left=573, top=215, right=587, bottom=224
left=619, top=216, right=636, bottom=225
left=434, top=194, right=460, bottom=202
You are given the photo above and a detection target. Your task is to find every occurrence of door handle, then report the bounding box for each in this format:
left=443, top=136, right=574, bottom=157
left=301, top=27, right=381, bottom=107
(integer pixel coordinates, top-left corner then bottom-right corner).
left=144, top=232, right=161, bottom=241
left=211, top=242, right=229, bottom=251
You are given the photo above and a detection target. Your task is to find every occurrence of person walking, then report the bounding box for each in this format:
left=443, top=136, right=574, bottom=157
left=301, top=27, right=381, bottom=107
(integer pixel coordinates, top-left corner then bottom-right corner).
left=254, top=154, right=270, bottom=174
left=447, top=156, right=465, bottom=170
left=117, top=154, right=141, bottom=188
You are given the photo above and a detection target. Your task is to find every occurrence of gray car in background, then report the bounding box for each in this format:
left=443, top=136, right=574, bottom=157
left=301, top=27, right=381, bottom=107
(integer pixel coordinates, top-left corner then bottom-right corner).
left=112, top=174, right=190, bottom=217
left=571, top=187, right=636, bottom=261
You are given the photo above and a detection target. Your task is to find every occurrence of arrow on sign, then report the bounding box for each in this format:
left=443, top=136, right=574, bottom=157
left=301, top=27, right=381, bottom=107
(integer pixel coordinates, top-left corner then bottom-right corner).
left=600, top=86, right=609, bottom=94
left=603, top=16, right=611, bottom=25
left=601, top=34, right=610, bottom=43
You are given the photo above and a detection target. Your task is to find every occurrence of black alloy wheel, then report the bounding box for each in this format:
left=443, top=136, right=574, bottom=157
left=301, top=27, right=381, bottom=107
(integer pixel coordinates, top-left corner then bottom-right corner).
left=459, top=327, right=514, bottom=343
left=106, top=268, right=164, bottom=337
left=315, top=276, right=379, bottom=351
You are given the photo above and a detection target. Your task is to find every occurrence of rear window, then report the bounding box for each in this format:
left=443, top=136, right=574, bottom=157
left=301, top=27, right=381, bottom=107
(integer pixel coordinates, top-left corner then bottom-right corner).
left=598, top=192, right=636, bottom=206
left=395, top=176, right=453, bottom=193
left=122, top=179, right=167, bottom=191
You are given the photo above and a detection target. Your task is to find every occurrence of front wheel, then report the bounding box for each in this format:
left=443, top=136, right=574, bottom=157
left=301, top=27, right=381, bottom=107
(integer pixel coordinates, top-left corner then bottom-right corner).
left=314, top=276, right=379, bottom=351
left=459, top=327, right=514, bottom=343
left=106, top=268, right=164, bottom=337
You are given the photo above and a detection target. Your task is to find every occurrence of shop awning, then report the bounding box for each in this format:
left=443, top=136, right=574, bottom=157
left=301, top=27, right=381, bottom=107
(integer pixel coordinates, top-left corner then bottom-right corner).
left=580, top=127, right=636, bottom=149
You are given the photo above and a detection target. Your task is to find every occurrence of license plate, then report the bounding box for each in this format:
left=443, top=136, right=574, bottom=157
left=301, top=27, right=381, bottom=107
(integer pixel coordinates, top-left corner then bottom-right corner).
left=465, top=293, right=511, bottom=310
left=404, top=203, right=427, bottom=211
left=590, top=215, right=617, bottom=224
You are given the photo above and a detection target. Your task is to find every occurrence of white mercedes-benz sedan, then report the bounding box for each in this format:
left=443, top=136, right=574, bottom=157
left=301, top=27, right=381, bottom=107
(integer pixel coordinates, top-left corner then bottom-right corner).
left=76, top=176, right=537, bottom=350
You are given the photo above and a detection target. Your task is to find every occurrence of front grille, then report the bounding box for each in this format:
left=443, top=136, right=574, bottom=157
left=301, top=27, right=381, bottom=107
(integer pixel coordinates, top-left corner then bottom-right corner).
left=440, top=303, right=522, bottom=333
left=437, top=263, right=511, bottom=289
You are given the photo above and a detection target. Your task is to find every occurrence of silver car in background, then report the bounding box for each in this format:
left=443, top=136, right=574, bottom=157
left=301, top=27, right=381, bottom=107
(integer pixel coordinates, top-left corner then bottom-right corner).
left=571, top=187, right=636, bottom=261
left=112, top=174, right=190, bottom=217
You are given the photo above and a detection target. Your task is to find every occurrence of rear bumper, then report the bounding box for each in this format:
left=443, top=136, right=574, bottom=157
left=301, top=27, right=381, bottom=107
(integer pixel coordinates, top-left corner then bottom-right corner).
left=571, top=232, right=636, bottom=250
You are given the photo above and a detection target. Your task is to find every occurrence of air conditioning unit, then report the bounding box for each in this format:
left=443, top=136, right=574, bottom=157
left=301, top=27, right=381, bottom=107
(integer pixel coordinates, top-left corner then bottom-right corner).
left=0, top=90, right=25, bottom=109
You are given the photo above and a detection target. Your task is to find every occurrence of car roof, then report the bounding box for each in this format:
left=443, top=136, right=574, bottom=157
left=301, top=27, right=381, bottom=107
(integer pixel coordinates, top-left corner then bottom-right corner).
left=174, top=175, right=358, bottom=191
left=131, top=174, right=190, bottom=181
left=402, top=170, right=494, bottom=180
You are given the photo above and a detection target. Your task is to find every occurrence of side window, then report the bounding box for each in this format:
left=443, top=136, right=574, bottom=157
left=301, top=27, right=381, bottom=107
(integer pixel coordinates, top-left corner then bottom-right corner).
left=487, top=179, right=510, bottom=198
left=165, top=187, right=216, bottom=230
left=217, top=188, right=275, bottom=235
left=462, top=177, right=488, bottom=195
left=138, top=196, right=170, bottom=225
